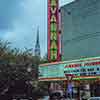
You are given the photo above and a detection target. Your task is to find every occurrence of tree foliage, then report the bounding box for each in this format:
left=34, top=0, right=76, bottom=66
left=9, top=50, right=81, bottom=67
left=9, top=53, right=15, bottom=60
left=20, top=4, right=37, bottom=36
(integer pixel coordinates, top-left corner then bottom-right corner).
left=0, top=39, right=50, bottom=98
left=0, top=40, right=40, bottom=82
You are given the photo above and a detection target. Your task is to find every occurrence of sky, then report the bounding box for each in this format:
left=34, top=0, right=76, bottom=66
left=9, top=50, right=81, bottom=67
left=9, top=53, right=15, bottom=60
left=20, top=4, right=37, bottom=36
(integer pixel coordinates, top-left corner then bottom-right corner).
left=0, top=0, right=74, bottom=57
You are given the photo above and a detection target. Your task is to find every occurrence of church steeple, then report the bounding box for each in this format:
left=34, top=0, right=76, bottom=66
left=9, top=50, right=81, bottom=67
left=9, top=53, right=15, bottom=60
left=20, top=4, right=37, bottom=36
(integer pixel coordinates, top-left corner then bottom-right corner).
left=36, top=27, right=39, bottom=45
left=35, top=27, right=40, bottom=57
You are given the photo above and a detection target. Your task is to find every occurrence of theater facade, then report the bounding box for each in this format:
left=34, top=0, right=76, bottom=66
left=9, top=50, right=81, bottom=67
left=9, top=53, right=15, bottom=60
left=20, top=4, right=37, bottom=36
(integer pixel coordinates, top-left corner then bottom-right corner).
left=39, top=56, right=100, bottom=99
left=39, top=0, right=100, bottom=99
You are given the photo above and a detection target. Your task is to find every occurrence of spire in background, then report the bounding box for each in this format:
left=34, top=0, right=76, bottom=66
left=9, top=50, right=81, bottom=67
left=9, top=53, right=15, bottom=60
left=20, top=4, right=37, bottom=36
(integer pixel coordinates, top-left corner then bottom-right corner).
left=36, top=26, right=39, bottom=45
left=34, top=26, right=41, bottom=57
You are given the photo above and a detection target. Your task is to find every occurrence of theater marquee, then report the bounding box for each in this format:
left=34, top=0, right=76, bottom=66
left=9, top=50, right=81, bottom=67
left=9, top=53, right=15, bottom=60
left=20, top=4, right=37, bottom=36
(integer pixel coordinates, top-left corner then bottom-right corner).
left=48, top=0, right=60, bottom=62
left=39, top=56, right=100, bottom=81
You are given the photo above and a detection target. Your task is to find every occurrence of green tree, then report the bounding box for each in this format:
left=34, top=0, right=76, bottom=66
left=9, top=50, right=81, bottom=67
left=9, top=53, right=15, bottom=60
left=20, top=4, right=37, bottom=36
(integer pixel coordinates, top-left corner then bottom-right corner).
left=0, top=40, right=40, bottom=82
left=0, top=39, right=51, bottom=98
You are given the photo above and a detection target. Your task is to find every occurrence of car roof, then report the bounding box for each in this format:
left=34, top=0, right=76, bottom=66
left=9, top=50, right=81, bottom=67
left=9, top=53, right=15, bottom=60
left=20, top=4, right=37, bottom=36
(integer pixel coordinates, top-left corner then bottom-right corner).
left=89, top=97, right=100, bottom=100
left=51, top=91, right=63, bottom=96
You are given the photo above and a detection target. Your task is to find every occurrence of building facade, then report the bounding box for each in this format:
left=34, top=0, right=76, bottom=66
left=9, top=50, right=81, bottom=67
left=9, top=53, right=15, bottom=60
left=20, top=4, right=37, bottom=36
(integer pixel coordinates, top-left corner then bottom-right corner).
left=61, top=0, right=100, bottom=61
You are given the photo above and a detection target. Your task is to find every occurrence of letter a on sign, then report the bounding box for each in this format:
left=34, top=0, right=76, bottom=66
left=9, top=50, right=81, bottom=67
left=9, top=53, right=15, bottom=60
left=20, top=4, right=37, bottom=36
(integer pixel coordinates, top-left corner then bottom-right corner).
left=51, top=15, right=56, bottom=22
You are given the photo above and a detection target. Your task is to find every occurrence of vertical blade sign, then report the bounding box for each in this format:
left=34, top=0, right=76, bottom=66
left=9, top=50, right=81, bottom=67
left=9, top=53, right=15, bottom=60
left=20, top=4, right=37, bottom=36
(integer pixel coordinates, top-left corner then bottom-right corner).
left=48, top=0, right=60, bottom=62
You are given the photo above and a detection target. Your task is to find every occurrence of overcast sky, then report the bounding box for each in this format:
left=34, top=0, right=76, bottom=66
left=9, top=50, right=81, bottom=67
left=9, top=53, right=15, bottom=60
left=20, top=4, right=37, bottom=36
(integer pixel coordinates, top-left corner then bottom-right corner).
left=0, top=0, right=74, bottom=57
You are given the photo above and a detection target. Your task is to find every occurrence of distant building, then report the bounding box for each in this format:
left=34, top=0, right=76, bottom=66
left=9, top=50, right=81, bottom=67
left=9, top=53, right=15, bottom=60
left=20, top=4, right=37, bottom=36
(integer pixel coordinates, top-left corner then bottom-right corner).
left=61, top=0, right=100, bottom=61
left=34, top=27, right=41, bottom=57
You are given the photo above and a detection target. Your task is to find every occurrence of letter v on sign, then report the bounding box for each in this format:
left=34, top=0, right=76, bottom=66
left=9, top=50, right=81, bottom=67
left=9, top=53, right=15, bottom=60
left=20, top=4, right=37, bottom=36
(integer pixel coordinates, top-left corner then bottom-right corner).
left=51, top=7, right=57, bottom=14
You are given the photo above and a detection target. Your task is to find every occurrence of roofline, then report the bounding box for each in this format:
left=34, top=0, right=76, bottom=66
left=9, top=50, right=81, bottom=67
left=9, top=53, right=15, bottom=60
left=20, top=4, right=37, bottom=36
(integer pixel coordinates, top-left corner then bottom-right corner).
left=60, top=0, right=76, bottom=9
left=39, top=56, right=100, bottom=66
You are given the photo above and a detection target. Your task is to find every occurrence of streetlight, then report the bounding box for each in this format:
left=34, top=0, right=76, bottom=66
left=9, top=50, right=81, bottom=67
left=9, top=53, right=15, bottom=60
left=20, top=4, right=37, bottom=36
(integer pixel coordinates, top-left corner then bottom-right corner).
left=27, top=67, right=32, bottom=73
left=27, top=66, right=32, bottom=97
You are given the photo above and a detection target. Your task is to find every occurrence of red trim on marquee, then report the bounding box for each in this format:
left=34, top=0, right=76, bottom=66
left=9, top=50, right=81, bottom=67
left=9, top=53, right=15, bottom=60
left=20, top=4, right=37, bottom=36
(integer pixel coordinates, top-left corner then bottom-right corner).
left=39, top=76, right=100, bottom=81
left=84, top=61, right=100, bottom=66
left=47, top=0, right=50, bottom=61
left=65, top=64, right=82, bottom=68
left=57, top=0, right=60, bottom=61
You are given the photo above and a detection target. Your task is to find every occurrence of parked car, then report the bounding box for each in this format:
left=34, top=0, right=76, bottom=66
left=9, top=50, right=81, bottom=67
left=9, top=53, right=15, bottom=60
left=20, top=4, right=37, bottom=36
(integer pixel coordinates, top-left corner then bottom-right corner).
left=88, top=97, right=100, bottom=100
left=12, top=95, right=33, bottom=100
left=49, top=90, right=64, bottom=100
left=43, top=96, right=49, bottom=100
